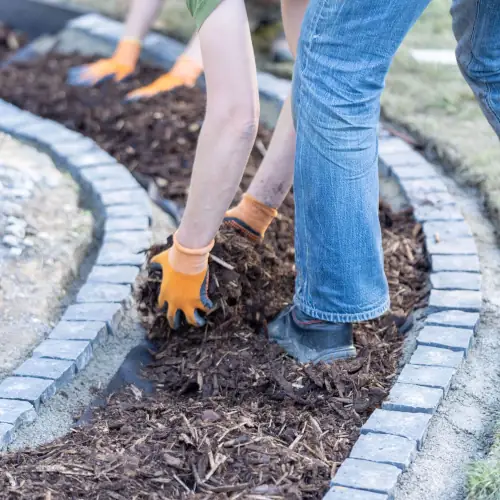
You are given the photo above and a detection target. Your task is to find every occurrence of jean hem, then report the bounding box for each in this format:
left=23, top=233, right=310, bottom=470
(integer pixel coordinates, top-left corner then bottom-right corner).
left=293, top=296, right=390, bottom=323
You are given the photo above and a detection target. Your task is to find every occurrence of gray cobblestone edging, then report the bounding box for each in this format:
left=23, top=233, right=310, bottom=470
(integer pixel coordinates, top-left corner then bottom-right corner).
left=324, top=134, right=482, bottom=499
left=0, top=98, right=152, bottom=449
left=2, top=14, right=483, bottom=498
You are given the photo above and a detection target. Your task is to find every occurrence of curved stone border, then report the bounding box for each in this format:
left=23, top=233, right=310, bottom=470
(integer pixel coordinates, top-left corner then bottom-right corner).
left=0, top=99, right=152, bottom=448
left=324, top=134, right=482, bottom=499
left=1, top=14, right=484, bottom=498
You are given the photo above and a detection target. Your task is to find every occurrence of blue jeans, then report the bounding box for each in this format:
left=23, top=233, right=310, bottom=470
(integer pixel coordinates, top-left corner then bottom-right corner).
left=292, top=0, right=499, bottom=323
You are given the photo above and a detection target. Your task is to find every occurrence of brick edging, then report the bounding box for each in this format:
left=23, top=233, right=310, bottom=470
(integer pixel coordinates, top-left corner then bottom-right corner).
left=324, top=134, right=481, bottom=499
left=2, top=15, right=484, bottom=499
left=0, top=99, right=152, bottom=448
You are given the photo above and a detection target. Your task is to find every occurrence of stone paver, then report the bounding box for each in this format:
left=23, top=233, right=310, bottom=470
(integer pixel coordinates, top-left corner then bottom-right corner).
left=426, top=238, right=477, bottom=255
left=417, top=325, right=474, bottom=354
left=423, top=220, right=472, bottom=239
left=14, top=358, right=76, bottom=389
left=105, top=216, right=150, bottom=232
left=382, top=383, right=443, bottom=414
left=76, top=283, right=131, bottom=303
left=361, top=409, right=432, bottom=450
left=397, top=364, right=456, bottom=395
left=63, top=303, right=123, bottom=333
left=49, top=321, right=108, bottom=345
left=431, top=254, right=480, bottom=273
left=87, top=265, right=139, bottom=285
left=95, top=244, right=145, bottom=267
left=410, top=346, right=464, bottom=369
left=0, top=377, right=56, bottom=411
left=429, top=289, right=482, bottom=312
left=350, top=433, right=417, bottom=470
left=0, top=399, right=36, bottom=427
left=324, top=486, right=388, bottom=500
left=332, top=458, right=401, bottom=496
left=425, top=310, right=480, bottom=330
left=430, top=272, right=481, bottom=291
left=105, top=203, right=152, bottom=220
left=33, top=340, right=92, bottom=372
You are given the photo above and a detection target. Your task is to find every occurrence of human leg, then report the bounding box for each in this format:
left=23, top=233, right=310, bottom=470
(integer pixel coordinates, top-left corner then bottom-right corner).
left=451, top=0, right=500, bottom=136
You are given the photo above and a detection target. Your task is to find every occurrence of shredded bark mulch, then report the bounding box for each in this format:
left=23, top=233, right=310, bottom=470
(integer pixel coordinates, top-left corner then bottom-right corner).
left=0, top=53, right=429, bottom=499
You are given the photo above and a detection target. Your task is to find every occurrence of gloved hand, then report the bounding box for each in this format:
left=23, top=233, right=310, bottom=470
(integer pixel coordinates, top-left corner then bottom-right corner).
left=67, top=38, right=141, bottom=87
left=150, top=233, right=214, bottom=329
left=224, top=193, right=278, bottom=242
left=125, top=55, right=203, bottom=101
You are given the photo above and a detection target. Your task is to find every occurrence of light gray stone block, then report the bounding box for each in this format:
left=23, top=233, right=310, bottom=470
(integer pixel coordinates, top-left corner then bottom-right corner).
left=379, top=137, right=414, bottom=156
left=413, top=204, right=464, bottom=223
left=431, top=254, right=480, bottom=273
left=33, top=340, right=92, bottom=372
left=103, top=230, right=151, bottom=253
left=382, top=383, right=443, bottom=414
left=410, top=346, right=464, bottom=369
left=49, top=321, right=108, bottom=344
left=0, top=113, right=33, bottom=130
left=383, top=149, right=434, bottom=167
left=417, top=325, right=474, bottom=353
left=425, top=310, right=480, bottom=330
left=430, top=272, right=481, bottom=291
left=63, top=303, right=123, bottom=333
left=400, top=178, right=448, bottom=195
left=332, top=459, right=401, bottom=496
left=100, top=189, right=150, bottom=207
left=0, top=377, right=56, bottom=411
left=91, top=177, right=140, bottom=192
left=429, top=289, right=482, bottom=312
left=390, top=163, right=439, bottom=180
left=49, top=138, right=95, bottom=158
left=81, top=165, right=134, bottom=181
left=77, top=282, right=131, bottom=303
left=68, top=151, right=117, bottom=168
left=87, top=266, right=139, bottom=285
left=426, top=238, right=477, bottom=256
left=14, top=358, right=76, bottom=389
left=361, top=409, right=432, bottom=450
left=398, top=364, right=456, bottom=395
left=0, top=399, right=36, bottom=427
left=350, top=433, right=417, bottom=470
left=0, top=423, right=13, bottom=448
left=324, top=486, right=388, bottom=500
left=105, top=203, right=153, bottom=220
left=407, top=190, right=455, bottom=208
left=105, top=216, right=150, bottom=232
left=96, top=244, right=145, bottom=267
left=423, top=221, right=472, bottom=239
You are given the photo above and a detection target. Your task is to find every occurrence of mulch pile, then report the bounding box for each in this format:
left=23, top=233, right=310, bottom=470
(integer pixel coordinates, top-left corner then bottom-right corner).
left=0, top=53, right=429, bottom=499
left=0, top=23, right=26, bottom=62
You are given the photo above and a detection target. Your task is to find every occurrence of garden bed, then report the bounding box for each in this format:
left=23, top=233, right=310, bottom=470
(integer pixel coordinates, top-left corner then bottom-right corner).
left=0, top=54, right=429, bottom=498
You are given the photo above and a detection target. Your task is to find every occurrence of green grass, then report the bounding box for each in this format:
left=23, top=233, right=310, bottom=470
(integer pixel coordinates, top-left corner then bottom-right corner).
left=467, top=430, right=500, bottom=500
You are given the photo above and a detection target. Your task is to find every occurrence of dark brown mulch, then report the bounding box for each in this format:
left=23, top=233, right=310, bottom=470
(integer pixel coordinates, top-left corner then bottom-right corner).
left=0, top=23, right=26, bottom=62
left=0, top=53, right=429, bottom=499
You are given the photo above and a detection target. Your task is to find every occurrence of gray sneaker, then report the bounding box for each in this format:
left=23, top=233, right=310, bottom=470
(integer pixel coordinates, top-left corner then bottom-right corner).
left=267, top=305, right=356, bottom=364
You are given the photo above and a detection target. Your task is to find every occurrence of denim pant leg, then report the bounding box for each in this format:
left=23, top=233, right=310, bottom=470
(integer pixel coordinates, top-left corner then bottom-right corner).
left=451, top=0, right=500, bottom=137
left=292, top=0, right=430, bottom=323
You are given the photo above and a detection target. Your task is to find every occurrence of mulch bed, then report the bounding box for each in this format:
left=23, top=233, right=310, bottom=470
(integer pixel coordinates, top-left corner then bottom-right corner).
left=0, top=53, right=429, bottom=499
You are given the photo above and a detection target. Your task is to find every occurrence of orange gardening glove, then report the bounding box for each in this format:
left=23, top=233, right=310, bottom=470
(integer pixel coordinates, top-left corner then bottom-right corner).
left=125, top=55, right=203, bottom=101
left=67, top=38, right=141, bottom=87
left=150, top=233, right=214, bottom=329
left=224, top=193, right=278, bottom=242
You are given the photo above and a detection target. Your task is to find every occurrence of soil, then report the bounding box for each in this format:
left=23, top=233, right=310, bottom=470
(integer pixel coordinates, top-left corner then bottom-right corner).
left=0, top=24, right=26, bottom=62
left=0, top=53, right=429, bottom=499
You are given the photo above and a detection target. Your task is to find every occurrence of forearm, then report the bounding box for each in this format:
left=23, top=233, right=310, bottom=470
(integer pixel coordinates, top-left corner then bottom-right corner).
left=176, top=0, right=259, bottom=249
left=122, top=0, right=164, bottom=40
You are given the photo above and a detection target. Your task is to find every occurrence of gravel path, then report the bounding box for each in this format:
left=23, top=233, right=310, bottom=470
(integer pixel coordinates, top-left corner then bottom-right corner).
left=0, top=135, right=93, bottom=378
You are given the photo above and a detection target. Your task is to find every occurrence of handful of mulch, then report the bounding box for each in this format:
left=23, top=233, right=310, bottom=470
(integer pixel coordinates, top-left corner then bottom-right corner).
left=137, top=225, right=295, bottom=341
